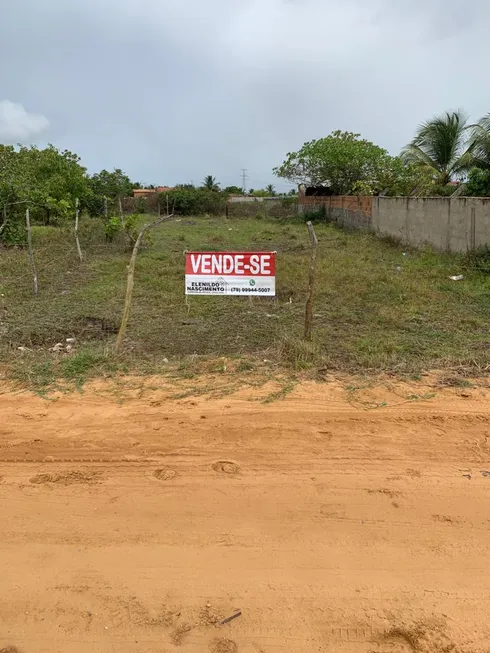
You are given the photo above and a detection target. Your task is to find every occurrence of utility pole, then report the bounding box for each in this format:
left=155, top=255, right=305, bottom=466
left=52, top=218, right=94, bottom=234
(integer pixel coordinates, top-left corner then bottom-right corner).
left=241, top=168, right=249, bottom=193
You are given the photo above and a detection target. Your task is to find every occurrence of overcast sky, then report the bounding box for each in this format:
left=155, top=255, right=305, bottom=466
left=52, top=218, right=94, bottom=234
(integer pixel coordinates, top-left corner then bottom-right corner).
left=0, top=0, right=488, bottom=190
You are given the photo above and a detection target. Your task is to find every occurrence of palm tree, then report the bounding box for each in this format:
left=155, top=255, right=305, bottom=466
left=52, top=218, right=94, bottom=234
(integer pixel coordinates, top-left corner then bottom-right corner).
left=202, top=175, right=220, bottom=192
left=265, top=184, right=276, bottom=196
left=401, top=110, right=472, bottom=184
left=467, top=114, right=490, bottom=170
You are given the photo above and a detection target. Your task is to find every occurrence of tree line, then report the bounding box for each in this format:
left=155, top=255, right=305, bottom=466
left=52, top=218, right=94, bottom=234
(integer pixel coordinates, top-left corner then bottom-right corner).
left=0, top=148, right=291, bottom=245
left=3, top=108, right=490, bottom=245
left=0, top=144, right=142, bottom=245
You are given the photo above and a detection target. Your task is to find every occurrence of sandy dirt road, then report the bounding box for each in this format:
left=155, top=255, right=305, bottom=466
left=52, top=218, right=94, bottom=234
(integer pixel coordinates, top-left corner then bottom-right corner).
left=1, top=377, right=490, bottom=653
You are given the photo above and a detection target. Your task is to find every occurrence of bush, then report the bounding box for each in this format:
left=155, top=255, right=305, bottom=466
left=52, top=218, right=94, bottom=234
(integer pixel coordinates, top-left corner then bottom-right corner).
left=134, top=197, right=148, bottom=214
left=160, top=189, right=225, bottom=215
left=466, top=168, right=490, bottom=197
left=432, top=184, right=458, bottom=197
left=278, top=334, right=320, bottom=370
left=0, top=220, right=26, bottom=247
left=300, top=205, right=326, bottom=223
left=82, top=193, right=107, bottom=217
left=462, top=245, right=490, bottom=274
left=104, top=216, right=121, bottom=242
left=104, top=214, right=141, bottom=247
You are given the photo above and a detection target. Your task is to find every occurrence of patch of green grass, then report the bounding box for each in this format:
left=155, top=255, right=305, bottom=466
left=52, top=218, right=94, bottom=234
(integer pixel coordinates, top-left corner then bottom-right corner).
left=406, top=392, right=436, bottom=401
left=8, top=345, right=125, bottom=394
left=2, top=214, right=490, bottom=389
left=236, top=360, right=255, bottom=373
left=438, top=375, right=475, bottom=388
left=261, top=381, right=297, bottom=404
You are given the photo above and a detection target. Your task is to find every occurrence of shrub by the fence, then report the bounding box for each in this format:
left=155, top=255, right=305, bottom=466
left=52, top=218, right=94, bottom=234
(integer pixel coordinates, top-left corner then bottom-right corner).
left=161, top=189, right=225, bottom=215
left=227, top=198, right=298, bottom=219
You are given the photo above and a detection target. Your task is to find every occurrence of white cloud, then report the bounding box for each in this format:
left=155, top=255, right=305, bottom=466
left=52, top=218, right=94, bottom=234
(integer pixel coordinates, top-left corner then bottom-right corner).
left=0, top=100, right=49, bottom=142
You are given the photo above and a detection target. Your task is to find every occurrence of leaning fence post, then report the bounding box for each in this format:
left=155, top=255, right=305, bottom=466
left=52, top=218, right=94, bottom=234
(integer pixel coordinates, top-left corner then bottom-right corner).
left=75, top=198, right=83, bottom=262
left=115, top=214, right=175, bottom=353
left=118, top=195, right=125, bottom=228
left=25, top=207, right=39, bottom=296
left=304, top=220, right=318, bottom=341
left=0, top=203, right=7, bottom=236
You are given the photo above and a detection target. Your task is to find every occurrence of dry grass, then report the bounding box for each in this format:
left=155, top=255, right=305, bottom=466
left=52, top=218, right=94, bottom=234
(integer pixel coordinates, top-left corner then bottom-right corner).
left=1, top=214, right=490, bottom=390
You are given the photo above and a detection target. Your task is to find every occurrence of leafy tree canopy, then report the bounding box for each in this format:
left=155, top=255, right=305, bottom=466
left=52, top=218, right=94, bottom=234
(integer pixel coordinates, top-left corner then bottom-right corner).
left=466, top=168, right=490, bottom=196
left=368, top=157, right=436, bottom=197
left=467, top=113, right=490, bottom=171
left=175, top=183, right=196, bottom=191
left=0, top=143, right=91, bottom=241
left=0, top=144, right=89, bottom=207
left=160, top=187, right=224, bottom=215
left=273, top=130, right=392, bottom=195
left=90, top=168, right=134, bottom=200
left=223, top=185, right=244, bottom=195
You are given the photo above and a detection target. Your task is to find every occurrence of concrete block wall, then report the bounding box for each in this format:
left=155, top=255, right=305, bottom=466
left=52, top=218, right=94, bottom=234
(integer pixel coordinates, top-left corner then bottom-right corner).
left=299, top=195, right=490, bottom=253
left=373, top=197, right=490, bottom=253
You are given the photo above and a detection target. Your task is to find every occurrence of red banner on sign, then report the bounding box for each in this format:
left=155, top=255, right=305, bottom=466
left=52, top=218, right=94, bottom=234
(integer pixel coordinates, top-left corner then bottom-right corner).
left=185, top=252, right=275, bottom=277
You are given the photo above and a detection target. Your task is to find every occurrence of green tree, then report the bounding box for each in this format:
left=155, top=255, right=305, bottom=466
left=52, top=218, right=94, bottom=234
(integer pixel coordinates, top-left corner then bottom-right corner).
left=19, top=145, right=89, bottom=208
left=467, top=114, right=490, bottom=171
left=265, top=184, right=276, bottom=196
left=1, top=144, right=90, bottom=230
left=372, top=157, right=436, bottom=197
left=161, top=188, right=224, bottom=215
left=273, top=131, right=391, bottom=194
left=0, top=145, right=25, bottom=242
left=90, top=168, right=134, bottom=200
left=175, top=183, right=196, bottom=191
left=465, top=168, right=490, bottom=196
left=85, top=168, right=135, bottom=217
left=401, top=110, right=471, bottom=185
left=223, top=185, right=244, bottom=195
left=202, top=175, right=220, bottom=192
left=0, top=145, right=18, bottom=205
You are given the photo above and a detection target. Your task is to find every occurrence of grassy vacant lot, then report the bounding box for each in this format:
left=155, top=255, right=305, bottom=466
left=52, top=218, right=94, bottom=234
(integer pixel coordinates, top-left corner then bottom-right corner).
left=1, top=214, right=489, bottom=389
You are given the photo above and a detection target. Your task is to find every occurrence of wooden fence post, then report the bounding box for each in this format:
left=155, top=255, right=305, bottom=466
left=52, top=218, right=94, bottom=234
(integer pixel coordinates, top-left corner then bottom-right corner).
left=0, top=203, right=7, bottom=236
left=25, top=207, right=39, bottom=296
left=75, top=198, right=83, bottom=262
left=118, top=195, right=125, bottom=228
left=115, top=214, right=175, bottom=353
left=304, top=221, right=318, bottom=341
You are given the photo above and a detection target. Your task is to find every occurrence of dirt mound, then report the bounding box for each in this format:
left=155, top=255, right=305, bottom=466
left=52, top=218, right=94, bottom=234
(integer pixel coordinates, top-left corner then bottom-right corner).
left=209, top=639, right=238, bottom=653
left=212, top=461, right=240, bottom=475
left=381, top=624, right=460, bottom=653
left=153, top=467, right=177, bottom=481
